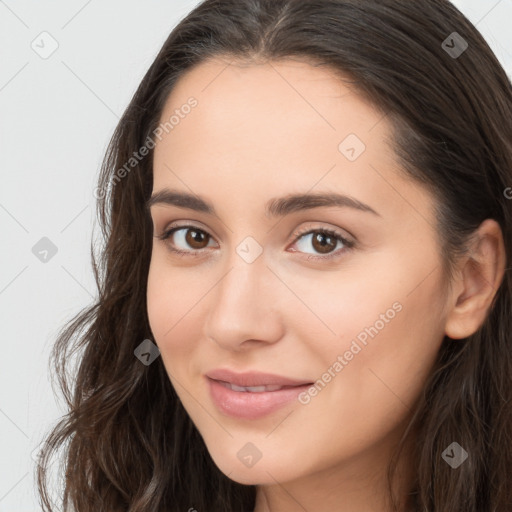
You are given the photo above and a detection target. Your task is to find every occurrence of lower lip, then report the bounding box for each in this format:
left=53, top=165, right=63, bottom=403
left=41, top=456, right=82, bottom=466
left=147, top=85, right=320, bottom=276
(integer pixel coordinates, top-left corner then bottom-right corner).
left=207, top=377, right=312, bottom=419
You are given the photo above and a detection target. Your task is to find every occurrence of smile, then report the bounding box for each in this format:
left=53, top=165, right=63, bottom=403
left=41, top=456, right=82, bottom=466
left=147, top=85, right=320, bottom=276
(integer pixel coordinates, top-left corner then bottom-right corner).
left=206, top=376, right=313, bottom=419
left=217, top=381, right=299, bottom=392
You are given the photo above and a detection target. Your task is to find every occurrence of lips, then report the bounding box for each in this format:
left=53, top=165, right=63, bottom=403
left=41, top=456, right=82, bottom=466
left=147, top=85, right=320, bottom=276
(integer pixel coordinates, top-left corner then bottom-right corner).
left=206, top=368, right=313, bottom=388
left=217, top=381, right=296, bottom=392
left=205, top=368, right=314, bottom=419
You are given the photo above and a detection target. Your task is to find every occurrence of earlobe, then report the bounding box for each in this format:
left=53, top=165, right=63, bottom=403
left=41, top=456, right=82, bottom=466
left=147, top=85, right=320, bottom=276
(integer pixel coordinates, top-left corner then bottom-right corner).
left=444, top=219, right=506, bottom=340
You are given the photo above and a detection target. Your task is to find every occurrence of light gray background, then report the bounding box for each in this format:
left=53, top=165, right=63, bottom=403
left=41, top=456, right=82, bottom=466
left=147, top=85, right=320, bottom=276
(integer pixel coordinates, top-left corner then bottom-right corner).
left=0, top=1, right=511, bottom=510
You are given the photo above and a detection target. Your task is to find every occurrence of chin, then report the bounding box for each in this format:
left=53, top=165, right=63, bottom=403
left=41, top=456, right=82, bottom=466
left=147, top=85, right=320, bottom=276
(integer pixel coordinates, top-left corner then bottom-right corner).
left=220, top=464, right=287, bottom=486
left=206, top=446, right=299, bottom=486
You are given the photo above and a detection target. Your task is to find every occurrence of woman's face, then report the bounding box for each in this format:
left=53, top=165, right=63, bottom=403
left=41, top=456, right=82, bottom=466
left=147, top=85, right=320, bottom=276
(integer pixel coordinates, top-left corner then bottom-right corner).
left=147, top=57, right=450, bottom=488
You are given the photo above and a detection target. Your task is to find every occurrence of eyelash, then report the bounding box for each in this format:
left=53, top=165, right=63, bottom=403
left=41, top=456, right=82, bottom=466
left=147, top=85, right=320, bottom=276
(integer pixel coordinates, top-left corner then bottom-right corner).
left=156, top=224, right=355, bottom=261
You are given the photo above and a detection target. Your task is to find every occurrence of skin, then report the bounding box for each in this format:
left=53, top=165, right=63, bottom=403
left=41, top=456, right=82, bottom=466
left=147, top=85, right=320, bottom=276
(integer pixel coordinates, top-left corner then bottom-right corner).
left=146, top=57, right=506, bottom=512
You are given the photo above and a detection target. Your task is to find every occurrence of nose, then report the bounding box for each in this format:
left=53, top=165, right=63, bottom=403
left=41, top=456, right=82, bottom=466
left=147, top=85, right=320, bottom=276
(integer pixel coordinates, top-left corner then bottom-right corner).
left=203, top=250, right=285, bottom=351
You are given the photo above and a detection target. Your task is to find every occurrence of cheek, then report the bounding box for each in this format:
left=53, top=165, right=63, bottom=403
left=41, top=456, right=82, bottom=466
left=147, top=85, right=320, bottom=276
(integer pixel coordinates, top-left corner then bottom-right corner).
left=146, top=249, right=227, bottom=383
left=286, top=318, right=439, bottom=475
left=146, top=253, right=201, bottom=360
left=293, top=249, right=445, bottom=423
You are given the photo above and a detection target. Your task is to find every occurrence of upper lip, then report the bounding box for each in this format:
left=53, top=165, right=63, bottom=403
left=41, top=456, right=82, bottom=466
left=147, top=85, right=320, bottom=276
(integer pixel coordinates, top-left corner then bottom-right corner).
left=206, top=368, right=313, bottom=387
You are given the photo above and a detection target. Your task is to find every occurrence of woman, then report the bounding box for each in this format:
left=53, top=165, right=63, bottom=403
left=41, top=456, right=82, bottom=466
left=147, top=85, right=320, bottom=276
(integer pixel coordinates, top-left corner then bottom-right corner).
left=37, top=0, right=512, bottom=511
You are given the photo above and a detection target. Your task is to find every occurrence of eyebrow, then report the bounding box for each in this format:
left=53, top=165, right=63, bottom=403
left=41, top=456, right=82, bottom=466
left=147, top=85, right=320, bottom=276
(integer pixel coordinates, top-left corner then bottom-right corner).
left=146, top=188, right=381, bottom=218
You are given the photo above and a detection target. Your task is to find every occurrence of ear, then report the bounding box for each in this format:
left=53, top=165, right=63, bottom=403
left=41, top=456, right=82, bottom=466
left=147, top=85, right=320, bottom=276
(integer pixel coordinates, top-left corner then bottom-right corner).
left=444, top=219, right=507, bottom=340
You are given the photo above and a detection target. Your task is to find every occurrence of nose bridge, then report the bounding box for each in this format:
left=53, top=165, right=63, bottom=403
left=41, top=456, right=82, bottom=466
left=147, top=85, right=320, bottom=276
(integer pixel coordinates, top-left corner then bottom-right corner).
left=217, top=232, right=269, bottom=309
left=204, top=243, right=284, bottom=348
left=215, top=247, right=268, bottom=322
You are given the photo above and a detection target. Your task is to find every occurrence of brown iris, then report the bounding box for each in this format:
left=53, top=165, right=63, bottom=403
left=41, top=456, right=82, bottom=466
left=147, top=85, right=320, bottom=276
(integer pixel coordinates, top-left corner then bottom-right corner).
left=185, top=228, right=210, bottom=249
left=310, top=231, right=337, bottom=254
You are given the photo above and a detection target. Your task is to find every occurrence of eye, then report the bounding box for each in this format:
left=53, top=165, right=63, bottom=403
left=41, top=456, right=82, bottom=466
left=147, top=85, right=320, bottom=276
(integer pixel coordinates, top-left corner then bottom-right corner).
left=156, top=225, right=217, bottom=257
left=155, top=223, right=355, bottom=261
left=288, top=226, right=355, bottom=261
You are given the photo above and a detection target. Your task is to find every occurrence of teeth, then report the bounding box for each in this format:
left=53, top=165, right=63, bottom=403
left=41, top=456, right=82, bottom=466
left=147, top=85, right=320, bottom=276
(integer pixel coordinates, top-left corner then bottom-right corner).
left=225, top=382, right=285, bottom=392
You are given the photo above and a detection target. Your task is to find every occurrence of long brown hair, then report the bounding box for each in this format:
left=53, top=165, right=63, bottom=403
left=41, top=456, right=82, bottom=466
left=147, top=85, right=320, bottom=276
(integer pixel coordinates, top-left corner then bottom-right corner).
left=36, top=1, right=512, bottom=510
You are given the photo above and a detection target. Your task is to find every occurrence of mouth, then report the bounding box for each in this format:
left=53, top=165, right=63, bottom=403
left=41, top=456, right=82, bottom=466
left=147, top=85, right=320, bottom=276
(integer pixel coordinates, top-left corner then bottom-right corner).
left=213, top=380, right=309, bottom=393
left=205, top=371, right=314, bottom=419
left=205, top=368, right=313, bottom=388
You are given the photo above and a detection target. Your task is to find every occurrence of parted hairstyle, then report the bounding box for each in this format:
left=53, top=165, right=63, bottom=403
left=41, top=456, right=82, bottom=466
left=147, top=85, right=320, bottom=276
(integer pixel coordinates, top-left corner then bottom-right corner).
left=36, top=0, right=512, bottom=511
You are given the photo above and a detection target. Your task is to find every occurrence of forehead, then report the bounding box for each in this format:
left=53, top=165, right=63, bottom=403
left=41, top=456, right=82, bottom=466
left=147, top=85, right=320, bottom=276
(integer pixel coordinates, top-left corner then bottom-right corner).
left=155, top=57, right=388, bottom=163
left=151, top=57, right=434, bottom=228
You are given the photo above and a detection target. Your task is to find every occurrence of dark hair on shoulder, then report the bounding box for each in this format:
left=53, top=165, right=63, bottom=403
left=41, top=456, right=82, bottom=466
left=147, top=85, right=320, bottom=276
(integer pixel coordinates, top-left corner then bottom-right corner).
left=36, top=1, right=512, bottom=511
